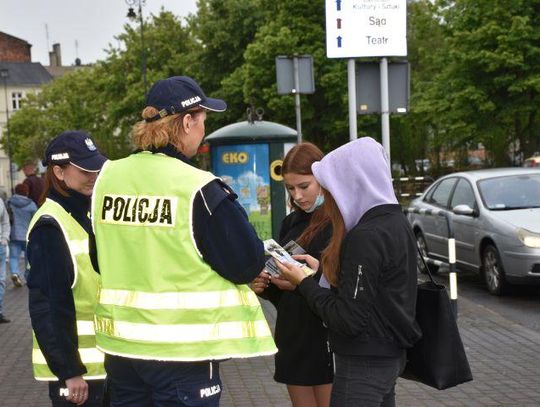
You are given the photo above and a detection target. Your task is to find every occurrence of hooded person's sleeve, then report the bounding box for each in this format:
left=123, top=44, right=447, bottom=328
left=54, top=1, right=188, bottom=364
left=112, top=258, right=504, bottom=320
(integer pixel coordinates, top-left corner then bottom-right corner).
left=297, top=228, right=383, bottom=337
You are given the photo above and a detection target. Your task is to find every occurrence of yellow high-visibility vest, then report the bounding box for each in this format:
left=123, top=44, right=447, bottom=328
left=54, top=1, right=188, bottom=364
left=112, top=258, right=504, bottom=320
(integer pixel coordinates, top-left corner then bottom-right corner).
left=28, top=199, right=105, bottom=381
left=92, top=152, right=276, bottom=361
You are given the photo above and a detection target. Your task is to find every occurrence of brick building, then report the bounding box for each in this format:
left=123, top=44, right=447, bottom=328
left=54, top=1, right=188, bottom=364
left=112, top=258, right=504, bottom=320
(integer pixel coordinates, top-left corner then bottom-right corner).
left=0, top=32, right=32, bottom=63
left=0, top=31, right=87, bottom=195
left=0, top=32, right=52, bottom=195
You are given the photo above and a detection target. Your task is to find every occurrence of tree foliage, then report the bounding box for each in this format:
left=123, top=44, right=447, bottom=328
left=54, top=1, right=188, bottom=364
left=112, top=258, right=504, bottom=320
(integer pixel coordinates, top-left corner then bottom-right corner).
left=6, top=0, right=540, bottom=171
left=7, top=11, right=195, bottom=163
left=426, top=0, right=540, bottom=165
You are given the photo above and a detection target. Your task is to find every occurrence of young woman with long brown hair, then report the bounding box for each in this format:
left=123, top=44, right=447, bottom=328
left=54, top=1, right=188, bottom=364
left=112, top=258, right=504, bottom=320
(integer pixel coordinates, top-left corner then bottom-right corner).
left=277, top=138, right=421, bottom=407
left=252, top=142, right=333, bottom=407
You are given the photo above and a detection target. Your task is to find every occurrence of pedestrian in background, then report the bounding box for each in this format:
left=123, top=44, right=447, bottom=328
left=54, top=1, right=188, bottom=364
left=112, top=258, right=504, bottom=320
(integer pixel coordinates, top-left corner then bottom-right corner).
left=253, top=143, right=333, bottom=407
left=7, top=183, right=37, bottom=285
left=22, top=160, right=45, bottom=207
left=278, top=137, right=421, bottom=407
left=27, top=131, right=108, bottom=406
left=0, top=196, right=11, bottom=323
left=92, top=76, right=276, bottom=406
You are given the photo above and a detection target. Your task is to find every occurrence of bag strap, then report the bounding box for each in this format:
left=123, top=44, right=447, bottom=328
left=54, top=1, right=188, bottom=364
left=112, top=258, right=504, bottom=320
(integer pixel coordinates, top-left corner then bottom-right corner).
left=416, top=244, right=437, bottom=285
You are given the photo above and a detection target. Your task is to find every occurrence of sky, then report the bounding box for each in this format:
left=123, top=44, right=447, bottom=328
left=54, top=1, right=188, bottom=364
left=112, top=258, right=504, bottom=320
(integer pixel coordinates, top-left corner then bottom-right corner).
left=0, top=0, right=198, bottom=66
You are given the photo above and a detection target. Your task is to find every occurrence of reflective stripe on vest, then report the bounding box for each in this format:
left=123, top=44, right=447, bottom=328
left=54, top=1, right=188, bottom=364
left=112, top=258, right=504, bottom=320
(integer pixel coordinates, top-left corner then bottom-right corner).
left=92, top=154, right=277, bottom=361
left=28, top=199, right=106, bottom=381
left=95, top=318, right=272, bottom=343
left=99, top=288, right=261, bottom=309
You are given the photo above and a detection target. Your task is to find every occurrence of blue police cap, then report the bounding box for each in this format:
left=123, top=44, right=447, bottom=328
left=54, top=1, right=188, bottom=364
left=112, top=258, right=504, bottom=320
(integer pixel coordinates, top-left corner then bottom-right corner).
left=43, top=130, right=107, bottom=172
left=144, top=76, right=227, bottom=122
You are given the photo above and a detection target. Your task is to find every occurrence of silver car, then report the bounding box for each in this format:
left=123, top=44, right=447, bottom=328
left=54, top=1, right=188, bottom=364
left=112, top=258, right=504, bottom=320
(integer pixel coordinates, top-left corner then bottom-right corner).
left=407, top=168, right=540, bottom=295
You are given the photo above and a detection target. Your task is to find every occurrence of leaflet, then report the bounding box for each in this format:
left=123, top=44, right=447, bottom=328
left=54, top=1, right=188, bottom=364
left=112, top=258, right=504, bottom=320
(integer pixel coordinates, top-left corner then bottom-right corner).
left=263, top=239, right=315, bottom=277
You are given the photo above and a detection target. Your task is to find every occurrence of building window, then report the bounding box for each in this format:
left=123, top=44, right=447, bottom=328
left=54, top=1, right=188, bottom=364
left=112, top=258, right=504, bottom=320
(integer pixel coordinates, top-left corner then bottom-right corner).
left=12, top=92, right=23, bottom=110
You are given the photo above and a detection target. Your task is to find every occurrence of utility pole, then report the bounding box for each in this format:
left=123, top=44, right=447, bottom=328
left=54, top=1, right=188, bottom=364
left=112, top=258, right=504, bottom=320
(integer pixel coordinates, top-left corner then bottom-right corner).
left=126, top=0, right=148, bottom=95
left=1, top=69, right=14, bottom=194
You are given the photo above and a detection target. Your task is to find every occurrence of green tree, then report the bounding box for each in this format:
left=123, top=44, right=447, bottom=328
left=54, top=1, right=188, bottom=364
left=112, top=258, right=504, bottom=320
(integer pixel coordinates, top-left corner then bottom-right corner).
left=226, top=0, right=350, bottom=151
left=8, top=67, right=107, bottom=164
left=186, top=0, right=272, bottom=128
left=426, top=0, right=540, bottom=165
left=7, top=11, right=196, bottom=164
left=10, top=0, right=539, bottom=171
left=393, top=0, right=450, bottom=175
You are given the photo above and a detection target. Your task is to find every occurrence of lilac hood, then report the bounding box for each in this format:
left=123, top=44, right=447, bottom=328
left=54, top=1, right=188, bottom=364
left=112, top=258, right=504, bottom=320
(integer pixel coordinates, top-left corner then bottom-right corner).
left=312, top=137, right=398, bottom=232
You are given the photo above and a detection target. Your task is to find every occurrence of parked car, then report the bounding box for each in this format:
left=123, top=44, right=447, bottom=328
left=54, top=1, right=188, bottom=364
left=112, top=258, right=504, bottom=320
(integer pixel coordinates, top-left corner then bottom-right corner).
left=407, top=168, right=540, bottom=295
left=523, top=155, right=540, bottom=168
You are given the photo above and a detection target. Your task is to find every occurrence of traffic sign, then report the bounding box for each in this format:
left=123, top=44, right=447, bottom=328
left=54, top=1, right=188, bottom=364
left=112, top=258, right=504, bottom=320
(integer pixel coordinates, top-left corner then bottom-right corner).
left=275, top=56, right=315, bottom=95
left=325, top=0, right=407, bottom=58
left=356, top=61, right=409, bottom=114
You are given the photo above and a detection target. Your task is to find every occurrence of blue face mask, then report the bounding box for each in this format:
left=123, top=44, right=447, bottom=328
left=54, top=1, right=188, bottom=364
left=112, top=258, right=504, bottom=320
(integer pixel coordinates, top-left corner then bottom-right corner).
left=303, top=193, right=325, bottom=213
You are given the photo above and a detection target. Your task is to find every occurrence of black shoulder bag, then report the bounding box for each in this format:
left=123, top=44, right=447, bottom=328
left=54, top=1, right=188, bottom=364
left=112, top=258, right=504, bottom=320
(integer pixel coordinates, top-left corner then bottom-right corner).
left=401, top=252, right=473, bottom=390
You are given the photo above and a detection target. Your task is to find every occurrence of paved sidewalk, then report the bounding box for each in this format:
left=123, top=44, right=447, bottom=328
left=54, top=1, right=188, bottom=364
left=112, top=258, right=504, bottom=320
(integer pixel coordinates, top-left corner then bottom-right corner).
left=1, top=281, right=540, bottom=406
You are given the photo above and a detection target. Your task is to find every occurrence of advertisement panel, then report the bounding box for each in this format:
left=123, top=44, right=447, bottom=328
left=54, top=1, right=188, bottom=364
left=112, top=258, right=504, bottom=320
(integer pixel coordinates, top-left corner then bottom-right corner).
left=212, top=144, right=272, bottom=240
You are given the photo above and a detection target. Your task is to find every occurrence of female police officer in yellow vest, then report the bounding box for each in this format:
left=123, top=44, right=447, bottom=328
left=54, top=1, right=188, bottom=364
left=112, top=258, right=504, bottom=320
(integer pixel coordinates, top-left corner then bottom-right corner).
left=91, top=76, right=276, bottom=406
left=27, top=131, right=108, bottom=406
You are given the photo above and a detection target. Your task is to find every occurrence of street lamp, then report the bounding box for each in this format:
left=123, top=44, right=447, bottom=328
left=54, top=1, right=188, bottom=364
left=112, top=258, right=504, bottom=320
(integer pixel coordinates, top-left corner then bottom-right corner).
left=0, top=68, right=14, bottom=195
left=125, top=0, right=148, bottom=95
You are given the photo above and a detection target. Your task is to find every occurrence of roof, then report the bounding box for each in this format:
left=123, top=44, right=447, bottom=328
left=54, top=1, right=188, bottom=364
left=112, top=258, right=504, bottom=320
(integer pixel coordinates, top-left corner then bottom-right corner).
left=443, top=167, right=540, bottom=181
left=0, top=61, right=53, bottom=86
left=205, top=120, right=297, bottom=145
left=0, top=32, right=30, bottom=45
left=46, top=65, right=81, bottom=79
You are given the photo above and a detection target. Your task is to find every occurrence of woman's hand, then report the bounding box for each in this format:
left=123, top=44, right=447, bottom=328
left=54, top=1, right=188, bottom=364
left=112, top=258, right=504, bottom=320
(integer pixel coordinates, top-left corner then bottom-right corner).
left=65, top=376, right=88, bottom=405
left=276, top=260, right=309, bottom=286
left=270, top=274, right=296, bottom=291
left=251, top=270, right=271, bottom=294
left=292, top=254, right=320, bottom=272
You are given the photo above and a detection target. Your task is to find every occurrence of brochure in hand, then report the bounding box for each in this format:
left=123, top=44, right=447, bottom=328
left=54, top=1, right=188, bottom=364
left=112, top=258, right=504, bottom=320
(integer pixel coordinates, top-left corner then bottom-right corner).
left=263, top=239, right=315, bottom=277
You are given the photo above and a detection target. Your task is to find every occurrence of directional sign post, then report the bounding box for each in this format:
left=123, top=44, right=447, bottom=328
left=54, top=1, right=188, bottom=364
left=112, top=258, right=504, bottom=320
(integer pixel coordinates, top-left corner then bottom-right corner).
left=276, top=55, right=315, bottom=143
left=325, top=0, right=407, bottom=157
left=325, top=0, right=407, bottom=58
left=356, top=61, right=410, bottom=114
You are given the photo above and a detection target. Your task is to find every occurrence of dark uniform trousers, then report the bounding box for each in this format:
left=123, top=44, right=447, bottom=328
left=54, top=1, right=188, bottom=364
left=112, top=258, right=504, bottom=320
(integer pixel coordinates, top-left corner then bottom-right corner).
left=105, top=354, right=222, bottom=407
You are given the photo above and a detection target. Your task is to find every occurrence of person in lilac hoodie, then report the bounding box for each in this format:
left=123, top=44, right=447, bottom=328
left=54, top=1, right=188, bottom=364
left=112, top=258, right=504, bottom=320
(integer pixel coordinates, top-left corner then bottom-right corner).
left=278, top=137, right=421, bottom=407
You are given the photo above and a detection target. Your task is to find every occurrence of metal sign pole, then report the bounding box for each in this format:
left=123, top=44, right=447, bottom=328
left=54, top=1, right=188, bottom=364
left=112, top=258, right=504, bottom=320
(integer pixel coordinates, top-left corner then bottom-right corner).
left=293, top=56, right=302, bottom=143
left=380, top=57, right=391, bottom=160
left=347, top=58, right=357, bottom=141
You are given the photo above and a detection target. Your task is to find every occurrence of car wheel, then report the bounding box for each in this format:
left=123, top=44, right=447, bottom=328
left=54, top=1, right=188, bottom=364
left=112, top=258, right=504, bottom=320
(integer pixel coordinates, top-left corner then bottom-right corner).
left=416, top=231, right=439, bottom=275
left=482, top=244, right=507, bottom=296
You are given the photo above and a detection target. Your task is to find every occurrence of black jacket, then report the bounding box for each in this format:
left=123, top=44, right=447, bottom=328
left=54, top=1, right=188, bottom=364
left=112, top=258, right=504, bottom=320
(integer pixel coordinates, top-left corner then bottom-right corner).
left=27, top=189, right=95, bottom=381
left=298, top=204, right=421, bottom=357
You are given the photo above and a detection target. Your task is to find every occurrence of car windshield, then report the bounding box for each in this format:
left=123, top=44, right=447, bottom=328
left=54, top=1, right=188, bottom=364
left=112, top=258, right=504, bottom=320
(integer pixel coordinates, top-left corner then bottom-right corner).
left=478, top=174, right=540, bottom=210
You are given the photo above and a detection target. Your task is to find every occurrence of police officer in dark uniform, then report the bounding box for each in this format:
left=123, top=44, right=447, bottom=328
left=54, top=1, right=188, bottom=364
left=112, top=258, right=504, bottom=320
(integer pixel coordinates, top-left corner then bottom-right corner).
left=92, top=76, right=276, bottom=406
